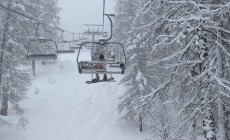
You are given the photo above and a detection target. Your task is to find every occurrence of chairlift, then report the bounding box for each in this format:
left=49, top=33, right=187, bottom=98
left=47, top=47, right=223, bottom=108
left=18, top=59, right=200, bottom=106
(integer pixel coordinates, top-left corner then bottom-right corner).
left=77, top=41, right=126, bottom=75
left=27, top=23, right=58, bottom=60
left=57, top=31, right=75, bottom=54
left=69, top=33, right=80, bottom=50
left=77, top=2, right=126, bottom=76
left=73, top=33, right=87, bottom=49
left=27, top=39, right=58, bottom=60
left=84, top=24, right=106, bottom=43
left=84, top=24, right=104, bottom=35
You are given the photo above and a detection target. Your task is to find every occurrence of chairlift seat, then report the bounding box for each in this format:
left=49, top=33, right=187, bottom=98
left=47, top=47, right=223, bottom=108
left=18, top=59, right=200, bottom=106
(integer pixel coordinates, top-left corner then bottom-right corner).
left=27, top=54, right=57, bottom=60
left=57, top=50, right=75, bottom=54
left=80, top=66, right=123, bottom=74
left=79, top=60, right=123, bottom=64
left=80, top=69, right=122, bottom=74
left=78, top=61, right=125, bottom=74
left=70, top=46, right=80, bottom=50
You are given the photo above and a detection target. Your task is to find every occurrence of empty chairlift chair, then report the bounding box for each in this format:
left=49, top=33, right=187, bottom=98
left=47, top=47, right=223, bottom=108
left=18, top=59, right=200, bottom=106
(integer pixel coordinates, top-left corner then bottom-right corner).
left=57, top=40, right=75, bottom=54
left=57, top=31, right=75, bottom=54
left=27, top=39, right=58, bottom=60
left=69, top=33, right=80, bottom=50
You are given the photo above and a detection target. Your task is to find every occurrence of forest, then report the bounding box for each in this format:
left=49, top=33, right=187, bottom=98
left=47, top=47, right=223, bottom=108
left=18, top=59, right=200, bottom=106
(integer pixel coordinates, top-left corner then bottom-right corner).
left=0, top=0, right=59, bottom=128
left=0, top=0, right=230, bottom=140
left=114, top=0, right=230, bottom=140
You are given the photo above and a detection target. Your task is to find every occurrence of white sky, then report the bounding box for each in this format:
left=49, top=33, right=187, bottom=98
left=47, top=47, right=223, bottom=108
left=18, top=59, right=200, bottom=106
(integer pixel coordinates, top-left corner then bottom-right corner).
left=58, top=0, right=116, bottom=40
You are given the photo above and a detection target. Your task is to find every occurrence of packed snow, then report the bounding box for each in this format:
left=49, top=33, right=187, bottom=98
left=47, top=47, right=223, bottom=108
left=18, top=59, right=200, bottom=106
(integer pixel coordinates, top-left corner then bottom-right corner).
left=0, top=51, right=150, bottom=140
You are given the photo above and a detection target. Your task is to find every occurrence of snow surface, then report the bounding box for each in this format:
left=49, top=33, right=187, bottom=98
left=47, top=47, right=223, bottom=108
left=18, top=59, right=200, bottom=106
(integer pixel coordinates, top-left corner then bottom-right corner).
left=1, top=52, right=150, bottom=140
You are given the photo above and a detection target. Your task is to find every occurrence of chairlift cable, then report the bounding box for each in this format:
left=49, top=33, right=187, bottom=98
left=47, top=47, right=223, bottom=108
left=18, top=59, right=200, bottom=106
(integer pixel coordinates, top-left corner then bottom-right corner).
left=0, top=3, right=38, bottom=23
left=0, top=3, right=61, bottom=31
left=0, top=3, right=80, bottom=35
left=102, top=0, right=105, bottom=31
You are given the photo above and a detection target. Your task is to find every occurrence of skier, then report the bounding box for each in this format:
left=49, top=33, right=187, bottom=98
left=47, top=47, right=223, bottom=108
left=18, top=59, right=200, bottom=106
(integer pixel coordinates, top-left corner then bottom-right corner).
left=93, top=54, right=107, bottom=82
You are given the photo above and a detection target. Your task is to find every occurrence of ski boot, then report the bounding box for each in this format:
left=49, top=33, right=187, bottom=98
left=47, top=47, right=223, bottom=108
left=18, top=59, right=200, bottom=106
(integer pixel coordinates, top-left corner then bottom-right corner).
left=103, top=74, right=107, bottom=81
left=92, top=74, right=100, bottom=82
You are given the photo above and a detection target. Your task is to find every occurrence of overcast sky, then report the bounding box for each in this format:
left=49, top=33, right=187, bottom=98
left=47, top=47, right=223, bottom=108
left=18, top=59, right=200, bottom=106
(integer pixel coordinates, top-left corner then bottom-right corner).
left=58, top=0, right=116, bottom=39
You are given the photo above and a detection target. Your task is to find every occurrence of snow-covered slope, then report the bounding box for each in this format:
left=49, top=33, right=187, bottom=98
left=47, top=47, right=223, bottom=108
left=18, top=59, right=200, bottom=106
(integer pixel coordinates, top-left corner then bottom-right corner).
left=1, top=52, right=149, bottom=140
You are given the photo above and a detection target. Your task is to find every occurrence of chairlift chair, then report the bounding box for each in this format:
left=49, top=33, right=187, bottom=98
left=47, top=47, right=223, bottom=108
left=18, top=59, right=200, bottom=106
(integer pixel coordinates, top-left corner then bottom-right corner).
left=27, top=39, right=58, bottom=60
left=77, top=4, right=126, bottom=76
left=57, top=31, right=76, bottom=54
left=77, top=41, right=126, bottom=74
left=57, top=41, right=75, bottom=54
left=69, top=41, right=80, bottom=50
left=69, top=33, right=80, bottom=50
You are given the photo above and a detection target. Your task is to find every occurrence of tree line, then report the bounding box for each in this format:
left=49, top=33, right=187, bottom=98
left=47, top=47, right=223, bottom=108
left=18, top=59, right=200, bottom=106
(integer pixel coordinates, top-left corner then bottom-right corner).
left=0, top=0, right=59, bottom=129
left=114, top=0, right=230, bottom=140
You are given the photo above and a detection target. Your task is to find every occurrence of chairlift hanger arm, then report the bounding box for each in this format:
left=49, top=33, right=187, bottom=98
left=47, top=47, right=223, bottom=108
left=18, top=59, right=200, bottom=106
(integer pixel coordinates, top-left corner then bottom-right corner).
left=34, top=23, right=57, bottom=43
left=99, top=14, right=114, bottom=43
left=35, top=23, right=40, bottom=40
left=0, top=3, right=85, bottom=37
left=103, top=0, right=105, bottom=30
left=61, top=30, right=65, bottom=42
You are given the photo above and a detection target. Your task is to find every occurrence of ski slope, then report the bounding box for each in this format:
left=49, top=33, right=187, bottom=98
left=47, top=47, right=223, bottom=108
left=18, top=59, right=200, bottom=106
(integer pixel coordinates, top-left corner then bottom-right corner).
left=1, top=52, right=149, bottom=140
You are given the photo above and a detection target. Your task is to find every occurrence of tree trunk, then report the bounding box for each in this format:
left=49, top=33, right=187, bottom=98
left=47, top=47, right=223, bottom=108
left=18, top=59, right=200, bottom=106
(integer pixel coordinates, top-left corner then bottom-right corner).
left=139, top=114, right=142, bottom=132
left=32, top=60, right=35, bottom=76
left=0, top=89, right=8, bottom=116
left=217, top=99, right=226, bottom=140
left=203, top=98, right=216, bottom=140
left=0, top=0, right=12, bottom=116
left=216, top=39, right=227, bottom=140
left=190, top=119, right=197, bottom=140
left=197, top=22, right=216, bottom=139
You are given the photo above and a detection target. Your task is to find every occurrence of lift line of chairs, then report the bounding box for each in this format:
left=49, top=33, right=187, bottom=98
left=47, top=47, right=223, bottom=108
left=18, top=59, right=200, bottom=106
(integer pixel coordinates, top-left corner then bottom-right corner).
left=26, top=23, right=59, bottom=60
left=26, top=14, right=126, bottom=76
left=26, top=25, right=85, bottom=60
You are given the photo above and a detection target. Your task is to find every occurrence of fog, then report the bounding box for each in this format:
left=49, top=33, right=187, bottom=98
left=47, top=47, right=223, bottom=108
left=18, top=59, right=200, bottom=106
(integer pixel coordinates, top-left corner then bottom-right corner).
left=58, top=0, right=115, bottom=40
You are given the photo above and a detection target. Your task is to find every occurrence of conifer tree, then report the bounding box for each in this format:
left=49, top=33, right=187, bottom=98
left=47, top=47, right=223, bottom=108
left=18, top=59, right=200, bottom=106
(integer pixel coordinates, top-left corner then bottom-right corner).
left=115, top=0, right=230, bottom=139
left=0, top=0, right=59, bottom=128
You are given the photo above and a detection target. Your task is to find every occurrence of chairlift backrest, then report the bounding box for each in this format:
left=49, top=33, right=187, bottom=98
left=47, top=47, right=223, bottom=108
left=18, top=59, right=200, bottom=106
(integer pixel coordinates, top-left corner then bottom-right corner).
left=27, top=39, right=58, bottom=60
left=76, top=42, right=126, bottom=74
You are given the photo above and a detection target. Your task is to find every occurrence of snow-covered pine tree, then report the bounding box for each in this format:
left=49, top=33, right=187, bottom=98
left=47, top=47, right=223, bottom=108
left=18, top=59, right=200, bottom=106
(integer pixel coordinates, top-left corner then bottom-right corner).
left=0, top=0, right=59, bottom=129
left=115, top=0, right=182, bottom=137
left=118, top=35, right=153, bottom=131
left=143, top=0, right=230, bottom=139
left=113, top=0, right=140, bottom=66
left=114, top=0, right=140, bottom=47
left=24, top=0, right=60, bottom=55
left=115, top=0, right=230, bottom=139
left=115, top=1, right=165, bottom=130
left=132, top=1, right=183, bottom=139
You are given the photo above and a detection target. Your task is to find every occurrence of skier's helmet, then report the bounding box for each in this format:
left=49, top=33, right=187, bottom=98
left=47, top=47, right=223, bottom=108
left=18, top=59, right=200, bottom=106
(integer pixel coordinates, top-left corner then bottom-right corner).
left=99, top=54, right=105, bottom=60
